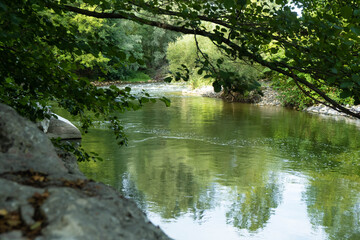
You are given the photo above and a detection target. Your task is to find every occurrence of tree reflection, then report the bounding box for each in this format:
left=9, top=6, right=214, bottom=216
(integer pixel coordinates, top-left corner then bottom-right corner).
left=303, top=152, right=360, bottom=240
left=127, top=145, right=217, bottom=219
left=226, top=174, right=282, bottom=232
left=124, top=131, right=284, bottom=231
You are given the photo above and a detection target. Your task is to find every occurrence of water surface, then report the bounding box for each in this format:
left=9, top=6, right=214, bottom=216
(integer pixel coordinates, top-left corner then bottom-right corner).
left=78, top=83, right=360, bottom=240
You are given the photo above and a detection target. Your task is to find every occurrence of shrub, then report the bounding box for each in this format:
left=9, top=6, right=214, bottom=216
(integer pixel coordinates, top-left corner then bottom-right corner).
left=166, top=35, right=261, bottom=94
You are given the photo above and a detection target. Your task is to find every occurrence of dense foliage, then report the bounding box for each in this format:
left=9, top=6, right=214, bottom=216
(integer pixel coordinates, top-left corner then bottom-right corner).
left=0, top=0, right=171, bottom=154
left=72, top=18, right=179, bottom=81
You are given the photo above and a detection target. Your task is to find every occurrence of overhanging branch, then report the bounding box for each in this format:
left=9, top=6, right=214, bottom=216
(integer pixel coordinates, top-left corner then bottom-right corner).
left=63, top=4, right=360, bottom=119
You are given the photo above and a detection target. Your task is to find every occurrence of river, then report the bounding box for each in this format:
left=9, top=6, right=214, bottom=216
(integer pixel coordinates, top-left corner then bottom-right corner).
left=77, top=83, right=360, bottom=240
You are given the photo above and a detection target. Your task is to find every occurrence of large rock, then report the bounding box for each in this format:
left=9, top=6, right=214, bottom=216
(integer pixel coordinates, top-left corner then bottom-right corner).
left=0, top=103, right=170, bottom=240
left=46, top=114, right=82, bottom=140
left=0, top=105, right=69, bottom=177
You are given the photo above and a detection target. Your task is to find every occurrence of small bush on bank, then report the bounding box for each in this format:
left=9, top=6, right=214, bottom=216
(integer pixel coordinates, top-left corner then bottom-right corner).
left=267, top=70, right=354, bottom=109
left=166, top=35, right=262, bottom=94
left=127, top=72, right=152, bottom=82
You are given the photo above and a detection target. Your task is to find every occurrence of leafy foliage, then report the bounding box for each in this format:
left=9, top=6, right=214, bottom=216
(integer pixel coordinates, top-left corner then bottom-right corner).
left=167, top=34, right=261, bottom=91
left=52, top=138, right=103, bottom=162
left=270, top=71, right=355, bottom=110
left=71, top=18, right=179, bottom=81
left=0, top=0, right=170, bottom=162
left=61, top=0, right=360, bottom=117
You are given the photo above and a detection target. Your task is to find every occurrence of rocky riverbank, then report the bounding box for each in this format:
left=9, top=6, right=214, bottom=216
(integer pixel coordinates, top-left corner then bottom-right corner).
left=0, top=103, right=170, bottom=240
left=256, top=86, right=282, bottom=106
left=187, top=83, right=360, bottom=119
left=256, top=87, right=360, bottom=119
left=304, top=104, right=360, bottom=117
left=181, top=84, right=282, bottom=106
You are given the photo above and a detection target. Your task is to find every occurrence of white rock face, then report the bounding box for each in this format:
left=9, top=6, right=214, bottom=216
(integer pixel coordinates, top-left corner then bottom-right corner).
left=46, top=114, right=81, bottom=139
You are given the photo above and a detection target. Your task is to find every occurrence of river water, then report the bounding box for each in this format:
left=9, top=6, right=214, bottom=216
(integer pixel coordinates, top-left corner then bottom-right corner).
left=77, top=83, right=360, bottom=240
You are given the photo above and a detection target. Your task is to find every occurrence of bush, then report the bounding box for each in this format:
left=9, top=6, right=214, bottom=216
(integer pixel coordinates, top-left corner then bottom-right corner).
left=127, top=72, right=151, bottom=82
left=269, top=70, right=354, bottom=109
left=166, top=35, right=261, bottom=93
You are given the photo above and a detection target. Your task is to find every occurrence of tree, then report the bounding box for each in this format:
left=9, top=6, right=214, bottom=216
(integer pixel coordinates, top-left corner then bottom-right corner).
left=0, top=0, right=170, bottom=156
left=62, top=0, right=360, bottom=118
left=167, top=33, right=261, bottom=92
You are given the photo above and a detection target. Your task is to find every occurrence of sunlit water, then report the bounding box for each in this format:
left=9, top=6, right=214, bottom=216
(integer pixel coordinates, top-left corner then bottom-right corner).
left=73, top=83, right=360, bottom=240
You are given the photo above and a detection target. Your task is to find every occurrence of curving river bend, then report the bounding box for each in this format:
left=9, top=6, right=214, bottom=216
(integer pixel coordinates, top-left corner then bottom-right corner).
left=78, top=83, right=360, bottom=240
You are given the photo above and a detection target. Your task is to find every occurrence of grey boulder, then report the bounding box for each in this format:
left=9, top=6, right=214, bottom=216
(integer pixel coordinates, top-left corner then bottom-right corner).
left=0, top=103, right=170, bottom=240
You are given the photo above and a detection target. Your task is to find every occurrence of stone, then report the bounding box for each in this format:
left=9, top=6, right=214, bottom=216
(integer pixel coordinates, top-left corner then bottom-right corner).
left=0, top=103, right=170, bottom=240
left=256, top=85, right=282, bottom=106
left=0, top=231, right=26, bottom=240
left=37, top=118, right=50, bottom=133
left=54, top=146, right=84, bottom=176
left=46, top=114, right=82, bottom=140
left=20, top=205, right=35, bottom=226
left=0, top=104, right=68, bottom=176
left=39, top=187, right=169, bottom=240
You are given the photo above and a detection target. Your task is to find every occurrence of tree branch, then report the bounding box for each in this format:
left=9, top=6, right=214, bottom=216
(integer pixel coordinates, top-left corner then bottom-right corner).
left=62, top=4, right=360, bottom=119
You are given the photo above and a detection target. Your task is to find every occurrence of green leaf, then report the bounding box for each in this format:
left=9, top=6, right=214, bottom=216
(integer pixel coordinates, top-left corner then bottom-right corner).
left=224, top=0, right=235, bottom=8
left=352, top=74, right=360, bottom=84
left=340, top=90, right=351, bottom=98
left=164, top=76, right=173, bottom=83
left=285, top=51, right=292, bottom=58
left=0, top=2, right=8, bottom=10
left=340, top=82, right=354, bottom=89
left=5, top=77, right=13, bottom=84
left=350, top=26, right=360, bottom=35
left=236, top=0, right=247, bottom=7
left=137, top=59, right=145, bottom=65
left=270, top=48, right=278, bottom=54
left=262, top=68, right=271, bottom=73
left=128, top=55, right=137, bottom=63
left=213, top=81, right=222, bottom=92
left=159, top=97, right=171, bottom=107
left=341, top=6, right=353, bottom=19
left=354, top=9, right=360, bottom=16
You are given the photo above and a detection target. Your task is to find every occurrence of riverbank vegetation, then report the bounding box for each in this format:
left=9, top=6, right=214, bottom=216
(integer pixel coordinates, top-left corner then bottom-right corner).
left=167, top=34, right=262, bottom=94
left=1, top=0, right=359, bottom=157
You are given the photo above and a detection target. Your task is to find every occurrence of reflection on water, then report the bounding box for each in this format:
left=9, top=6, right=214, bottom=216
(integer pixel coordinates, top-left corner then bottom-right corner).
left=78, top=85, right=360, bottom=240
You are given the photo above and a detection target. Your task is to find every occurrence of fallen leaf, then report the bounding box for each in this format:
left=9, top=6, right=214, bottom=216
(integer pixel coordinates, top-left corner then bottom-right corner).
left=0, top=209, right=8, bottom=216
left=30, top=221, right=42, bottom=230
left=32, top=175, right=45, bottom=182
left=7, top=215, right=21, bottom=227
